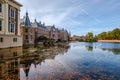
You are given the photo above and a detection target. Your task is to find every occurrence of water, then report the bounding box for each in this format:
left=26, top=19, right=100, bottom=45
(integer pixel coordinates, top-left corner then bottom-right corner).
left=0, top=42, right=120, bottom=80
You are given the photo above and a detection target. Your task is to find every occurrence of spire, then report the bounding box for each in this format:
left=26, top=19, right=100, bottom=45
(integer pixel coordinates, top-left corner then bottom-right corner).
left=34, top=18, right=37, bottom=22
left=24, top=11, right=31, bottom=27
left=53, top=24, right=55, bottom=27
left=43, top=22, right=45, bottom=26
left=26, top=11, right=28, bottom=16
left=39, top=21, right=41, bottom=24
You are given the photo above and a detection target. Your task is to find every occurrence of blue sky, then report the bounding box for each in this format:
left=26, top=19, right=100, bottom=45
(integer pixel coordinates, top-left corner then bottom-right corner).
left=17, top=0, right=120, bottom=36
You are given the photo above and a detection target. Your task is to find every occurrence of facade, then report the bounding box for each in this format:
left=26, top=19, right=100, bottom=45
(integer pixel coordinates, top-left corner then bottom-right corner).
left=32, top=19, right=49, bottom=40
left=58, top=29, right=69, bottom=42
left=71, top=35, right=80, bottom=41
left=20, top=12, right=35, bottom=45
left=46, top=25, right=59, bottom=41
left=0, top=0, right=22, bottom=48
left=20, top=12, right=70, bottom=44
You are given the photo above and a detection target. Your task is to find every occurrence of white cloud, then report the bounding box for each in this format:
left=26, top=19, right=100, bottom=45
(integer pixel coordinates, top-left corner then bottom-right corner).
left=16, top=0, right=120, bottom=36
left=17, top=0, right=85, bottom=28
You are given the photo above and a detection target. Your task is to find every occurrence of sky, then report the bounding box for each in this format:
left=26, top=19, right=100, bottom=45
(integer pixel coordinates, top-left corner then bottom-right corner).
left=16, top=0, right=120, bottom=36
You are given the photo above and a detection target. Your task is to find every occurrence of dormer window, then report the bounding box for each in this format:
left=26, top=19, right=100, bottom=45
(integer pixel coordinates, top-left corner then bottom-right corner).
left=0, top=3, right=2, bottom=12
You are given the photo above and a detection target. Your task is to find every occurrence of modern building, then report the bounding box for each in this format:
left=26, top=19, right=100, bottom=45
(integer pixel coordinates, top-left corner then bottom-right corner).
left=20, top=12, right=35, bottom=45
left=0, top=0, right=22, bottom=48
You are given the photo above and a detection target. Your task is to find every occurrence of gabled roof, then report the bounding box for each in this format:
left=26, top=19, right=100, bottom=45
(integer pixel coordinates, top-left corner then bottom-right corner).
left=32, top=19, right=39, bottom=27
left=32, top=19, right=48, bottom=30
left=20, top=12, right=31, bottom=27
left=46, top=25, right=59, bottom=32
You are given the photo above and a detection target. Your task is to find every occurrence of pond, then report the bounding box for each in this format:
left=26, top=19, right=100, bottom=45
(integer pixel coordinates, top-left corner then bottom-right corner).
left=0, top=42, right=120, bottom=80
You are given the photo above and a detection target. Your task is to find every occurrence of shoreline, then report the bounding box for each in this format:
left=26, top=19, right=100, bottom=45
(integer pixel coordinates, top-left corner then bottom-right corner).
left=98, top=40, right=120, bottom=42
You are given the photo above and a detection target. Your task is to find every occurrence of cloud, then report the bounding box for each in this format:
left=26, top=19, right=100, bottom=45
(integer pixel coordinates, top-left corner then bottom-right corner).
left=17, top=0, right=120, bottom=36
left=17, top=0, right=85, bottom=27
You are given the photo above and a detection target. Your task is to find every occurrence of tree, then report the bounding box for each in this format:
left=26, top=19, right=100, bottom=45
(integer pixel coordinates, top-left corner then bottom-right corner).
left=97, top=28, right=120, bottom=40
left=86, top=32, right=93, bottom=42
left=37, top=36, right=48, bottom=42
left=98, top=32, right=107, bottom=40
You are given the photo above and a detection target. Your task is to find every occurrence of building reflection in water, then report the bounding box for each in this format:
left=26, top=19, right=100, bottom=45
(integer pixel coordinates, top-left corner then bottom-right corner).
left=0, top=47, right=23, bottom=80
left=20, top=44, right=70, bottom=80
left=0, top=43, right=70, bottom=80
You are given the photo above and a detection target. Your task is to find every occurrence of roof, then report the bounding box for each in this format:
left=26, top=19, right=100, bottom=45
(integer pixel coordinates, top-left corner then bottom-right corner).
left=32, top=19, right=48, bottom=30
left=11, top=0, right=23, bottom=6
left=20, top=12, right=31, bottom=27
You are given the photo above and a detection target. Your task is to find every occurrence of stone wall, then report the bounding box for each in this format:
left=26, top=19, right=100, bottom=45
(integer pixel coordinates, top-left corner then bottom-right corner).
left=0, top=35, right=22, bottom=48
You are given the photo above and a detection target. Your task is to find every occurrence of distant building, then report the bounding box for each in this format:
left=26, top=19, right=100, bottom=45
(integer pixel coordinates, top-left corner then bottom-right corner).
left=58, top=29, right=69, bottom=42
left=79, top=36, right=87, bottom=41
left=20, top=12, right=35, bottom=45
left=20, top=12, right=70, bottom=44
left=46, top=25, right=59, bottom=41
left=32, top=19, right=49, bottom=40
left=0, top=0, right=22, bottom=48
left=71, top=35, right=80, bottom=41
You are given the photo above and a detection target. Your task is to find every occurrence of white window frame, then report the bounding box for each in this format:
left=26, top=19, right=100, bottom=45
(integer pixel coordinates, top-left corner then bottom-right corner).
left=10, top=7, right=15, bottom=18
left=0, top=19, right=2, bottom=31
left=10, top=23, right=15, bottom=33
left=0, top=3, right=2, bottom=12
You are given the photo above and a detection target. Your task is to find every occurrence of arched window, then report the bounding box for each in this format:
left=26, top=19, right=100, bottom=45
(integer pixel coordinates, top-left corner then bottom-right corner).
left=0, top=3, right=2, bottom=12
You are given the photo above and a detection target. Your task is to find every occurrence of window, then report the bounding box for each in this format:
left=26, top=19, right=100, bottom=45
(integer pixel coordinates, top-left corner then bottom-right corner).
left=10, top=23, right=14, bottom=32
left=13, top=52, right=17, bottom=56
left=25, top=28, right=28, bottom=33
left=0, top=54, right=3, bottom=59
left=0, top=37, right=3, bottom=42
left=0, top=20, right=1, bottom=31
left=0, top=3, right=2, bottom=12
left=10, top=8, right=15, bottom=18
left=53, top=34, right=55, bottom=38
left=13, top=38, right=17, bottom=42
left=31, top=35, right=32, bottom=39
left=25, top=35, right=28, bottom=39
left=31, top=29, right=33, bottom=33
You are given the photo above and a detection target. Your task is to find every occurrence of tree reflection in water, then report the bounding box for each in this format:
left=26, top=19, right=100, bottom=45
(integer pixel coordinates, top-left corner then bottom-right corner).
left=101, top=48, right=120, bottom=55
left=0, top=43, right=70, bottom=80
left=0, top=42, right=120, bottom=80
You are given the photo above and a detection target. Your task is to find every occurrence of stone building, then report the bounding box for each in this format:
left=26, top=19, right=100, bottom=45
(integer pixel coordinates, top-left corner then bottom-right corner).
left=58, top=29, right=69, bottom=42
left=20, top=12, right=70, bottom=44
left=46, top=25, right=59, bottom=41
left=20, top=12, right=35, bottom=45
left=32, top=19, right=49, bottom=40
left=0, top=0, right=22, bottom=48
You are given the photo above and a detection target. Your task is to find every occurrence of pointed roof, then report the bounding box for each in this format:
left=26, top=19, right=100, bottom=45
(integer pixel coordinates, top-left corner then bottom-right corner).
left=32, top=19, right=48, bottom=30
left=32, top=19, right=40, bottom=27
left=20, top=12, right=31, bottom=27
left=24, top=12, right=31, bottom=26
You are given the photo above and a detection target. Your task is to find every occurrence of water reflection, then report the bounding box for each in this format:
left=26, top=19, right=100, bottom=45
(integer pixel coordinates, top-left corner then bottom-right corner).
left=0, top=44, right=69, bottom=80
left=0, top=42, right=120, bottom=80
left=0, top=47, right=23, bottom=80
left=101, top=48, right=120, bottom=55
left=85, top=42, right=120, bottom=55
